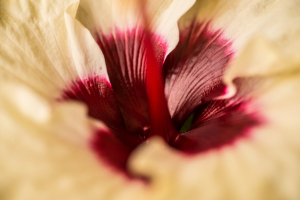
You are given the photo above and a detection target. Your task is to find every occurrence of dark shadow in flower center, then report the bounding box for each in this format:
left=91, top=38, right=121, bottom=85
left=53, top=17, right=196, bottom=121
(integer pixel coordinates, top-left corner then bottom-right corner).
left=62, top=21, right=261, bottom=178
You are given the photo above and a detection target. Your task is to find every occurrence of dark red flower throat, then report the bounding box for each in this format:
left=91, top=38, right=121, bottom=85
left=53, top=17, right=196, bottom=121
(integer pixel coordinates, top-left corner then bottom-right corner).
left=63, top=21, right=260, bottom=176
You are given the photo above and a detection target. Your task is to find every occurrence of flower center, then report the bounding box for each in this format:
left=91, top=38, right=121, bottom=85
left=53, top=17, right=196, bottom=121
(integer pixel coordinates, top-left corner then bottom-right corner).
left=62, top=21, right=261, bottom=177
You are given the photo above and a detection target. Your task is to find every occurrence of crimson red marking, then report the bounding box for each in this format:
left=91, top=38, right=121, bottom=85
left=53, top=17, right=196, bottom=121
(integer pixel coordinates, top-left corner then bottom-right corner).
left=63, top=22, right=261, bottom=176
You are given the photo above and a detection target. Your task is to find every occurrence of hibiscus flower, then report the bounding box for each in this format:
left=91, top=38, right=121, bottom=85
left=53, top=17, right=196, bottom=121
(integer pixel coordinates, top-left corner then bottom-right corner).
left=1, top=0, right=300, bottom=200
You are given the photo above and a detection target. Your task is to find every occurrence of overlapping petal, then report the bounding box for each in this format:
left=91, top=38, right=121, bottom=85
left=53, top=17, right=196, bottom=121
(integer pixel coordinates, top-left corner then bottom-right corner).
left=130, top=70, right=300, bottom=200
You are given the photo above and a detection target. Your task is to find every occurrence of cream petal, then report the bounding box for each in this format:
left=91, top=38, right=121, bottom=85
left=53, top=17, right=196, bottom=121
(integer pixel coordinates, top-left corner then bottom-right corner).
left=0, top=82, right=150, bottom=200
left=0, top=0, right=75, bottom=97
left=0, top=0, right=108, bottom=99
left=222, top=36, right=300, bottom=96
left=64, top=1, right=109, bottom=79
left=76, top=0, right=195, bottom=56
left=215, top=0, right=300, bottom=58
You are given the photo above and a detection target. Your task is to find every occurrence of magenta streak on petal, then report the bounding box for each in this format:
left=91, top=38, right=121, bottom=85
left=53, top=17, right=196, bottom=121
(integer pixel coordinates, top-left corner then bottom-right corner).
left=144, top=33, right=178, bottom=143
left=138, top=0, right=178, bottom=143
left=141, top=36, right=178, bottom=143
left=163, top=21, right=234, bottom=130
